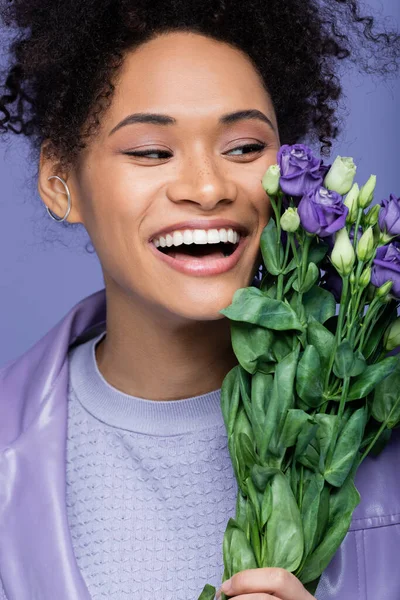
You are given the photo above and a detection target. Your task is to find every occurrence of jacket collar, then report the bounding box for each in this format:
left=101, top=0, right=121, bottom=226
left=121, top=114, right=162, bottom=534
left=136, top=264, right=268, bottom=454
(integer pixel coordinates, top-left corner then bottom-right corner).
left=0, top=288, right=107, bottom=600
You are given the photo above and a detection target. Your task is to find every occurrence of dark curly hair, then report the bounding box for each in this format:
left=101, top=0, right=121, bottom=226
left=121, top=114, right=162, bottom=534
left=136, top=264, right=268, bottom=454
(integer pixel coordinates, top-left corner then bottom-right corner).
left=0, top=0, right=399, bottom=215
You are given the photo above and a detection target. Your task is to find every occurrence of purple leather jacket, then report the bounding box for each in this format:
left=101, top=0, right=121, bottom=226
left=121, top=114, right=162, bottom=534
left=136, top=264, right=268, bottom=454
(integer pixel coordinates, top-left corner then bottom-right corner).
left=0, top=288, right=400, bottom=600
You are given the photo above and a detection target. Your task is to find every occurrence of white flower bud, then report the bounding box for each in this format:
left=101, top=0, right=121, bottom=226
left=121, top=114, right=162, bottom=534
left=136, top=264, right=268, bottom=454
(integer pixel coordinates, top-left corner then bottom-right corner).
left=331, top=227, right=355, bottom=277
left=262, top=164, right=281, bottom=196
left=280, top=207, right=300, bottom=232
left=356, top=227, right=375, bottom=262
left=376, top=280, right=393, bottom=299
left=384, top=318, right=400, bottom=352
left=344, top=183, right=359, bottom=223
left=358, top=175, right=377, bottom=209
left=359, top=266, right=371, bottom=288
left=324, top=155, right=357, bottom=196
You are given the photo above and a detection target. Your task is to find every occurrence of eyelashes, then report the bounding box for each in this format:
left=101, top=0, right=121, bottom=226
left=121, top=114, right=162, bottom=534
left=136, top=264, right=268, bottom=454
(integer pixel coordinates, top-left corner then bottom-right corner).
left=123, top=142, right=268, bottom=161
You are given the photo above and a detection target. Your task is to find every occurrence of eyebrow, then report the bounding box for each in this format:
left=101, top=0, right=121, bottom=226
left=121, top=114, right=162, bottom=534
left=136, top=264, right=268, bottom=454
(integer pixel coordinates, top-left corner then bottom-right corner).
left=108, top=109, right=276, bottom=136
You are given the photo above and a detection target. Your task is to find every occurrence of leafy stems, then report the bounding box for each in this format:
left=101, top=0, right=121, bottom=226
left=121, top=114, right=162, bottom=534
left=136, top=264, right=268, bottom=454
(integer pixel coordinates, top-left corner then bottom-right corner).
left=324, top=275, right=350, bottom=393
left=325, top=375, right=351, bottom=468
left=352, top=207, right=363, bottom=252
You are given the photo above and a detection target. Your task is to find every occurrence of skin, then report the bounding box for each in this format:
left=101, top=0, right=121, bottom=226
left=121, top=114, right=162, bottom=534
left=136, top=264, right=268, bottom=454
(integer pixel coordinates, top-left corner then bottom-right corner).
left=38, top=31, right=317, bottom=599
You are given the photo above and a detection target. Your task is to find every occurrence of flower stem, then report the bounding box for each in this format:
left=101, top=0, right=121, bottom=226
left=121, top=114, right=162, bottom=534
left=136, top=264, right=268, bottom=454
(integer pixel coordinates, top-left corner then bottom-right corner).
left=324, top=275, right=350, bottom=392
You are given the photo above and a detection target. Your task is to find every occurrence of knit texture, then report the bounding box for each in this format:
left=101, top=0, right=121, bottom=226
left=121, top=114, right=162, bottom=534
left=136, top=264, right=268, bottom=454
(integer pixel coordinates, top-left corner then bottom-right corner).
left=65, top=329, right=239, bottom=599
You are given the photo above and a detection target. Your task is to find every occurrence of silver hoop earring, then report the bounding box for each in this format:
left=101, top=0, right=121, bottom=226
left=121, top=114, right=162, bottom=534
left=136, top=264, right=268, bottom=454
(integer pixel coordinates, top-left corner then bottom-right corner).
left=46, top=175, right=72, bottom=222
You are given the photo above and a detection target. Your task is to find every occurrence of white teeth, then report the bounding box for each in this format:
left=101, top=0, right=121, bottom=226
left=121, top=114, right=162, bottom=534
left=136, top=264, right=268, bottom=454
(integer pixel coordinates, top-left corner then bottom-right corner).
left=152, top=227, right=241, bottom=248
left=172, top=231, right=184, bottom=246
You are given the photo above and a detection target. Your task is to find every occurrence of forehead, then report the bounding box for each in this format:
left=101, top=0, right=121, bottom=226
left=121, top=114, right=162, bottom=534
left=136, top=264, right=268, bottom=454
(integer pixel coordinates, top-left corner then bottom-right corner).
left=107, top=31, right=274, bottom=124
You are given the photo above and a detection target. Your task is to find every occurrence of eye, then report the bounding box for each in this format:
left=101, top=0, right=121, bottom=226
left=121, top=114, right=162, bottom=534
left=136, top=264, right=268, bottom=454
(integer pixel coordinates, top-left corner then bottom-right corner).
left=123, top=149, right=172, bottom=160
left=224, top=143, right=267, bottom=157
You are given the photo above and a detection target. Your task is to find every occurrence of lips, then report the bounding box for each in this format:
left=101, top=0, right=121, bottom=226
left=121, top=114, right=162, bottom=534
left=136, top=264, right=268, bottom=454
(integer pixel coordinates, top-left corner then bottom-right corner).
left=148, top=234, right=249, bottom=276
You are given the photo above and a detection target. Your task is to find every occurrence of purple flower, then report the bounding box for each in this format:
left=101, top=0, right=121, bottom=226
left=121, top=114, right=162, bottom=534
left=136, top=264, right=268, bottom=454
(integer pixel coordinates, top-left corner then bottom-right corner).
left=378, top=194, right=400, bottom=238
left=297, top=186, right=349, bottom=238
left=371, top=242, right=400, bottom=299
left=277, top=144, right=327, bottom=198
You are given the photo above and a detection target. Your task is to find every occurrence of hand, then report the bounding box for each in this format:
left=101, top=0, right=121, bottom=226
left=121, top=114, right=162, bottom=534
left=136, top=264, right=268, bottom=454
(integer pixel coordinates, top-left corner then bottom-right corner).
left=215, top=567, right=317, bottom=600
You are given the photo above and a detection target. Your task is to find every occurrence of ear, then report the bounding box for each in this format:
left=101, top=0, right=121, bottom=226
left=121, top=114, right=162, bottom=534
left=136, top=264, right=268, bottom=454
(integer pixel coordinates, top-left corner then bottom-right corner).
left=37, top=142, right=84, bottom=224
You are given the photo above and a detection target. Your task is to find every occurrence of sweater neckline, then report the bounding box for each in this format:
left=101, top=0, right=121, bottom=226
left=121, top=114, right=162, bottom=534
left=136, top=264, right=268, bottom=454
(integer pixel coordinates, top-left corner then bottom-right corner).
left=68, top=329, right=225, bottom=436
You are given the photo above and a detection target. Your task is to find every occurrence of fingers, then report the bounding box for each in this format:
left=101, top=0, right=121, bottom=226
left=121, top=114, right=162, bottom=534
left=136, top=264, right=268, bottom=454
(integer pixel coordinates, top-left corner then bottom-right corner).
left=217, top=568, right=315, bottom=600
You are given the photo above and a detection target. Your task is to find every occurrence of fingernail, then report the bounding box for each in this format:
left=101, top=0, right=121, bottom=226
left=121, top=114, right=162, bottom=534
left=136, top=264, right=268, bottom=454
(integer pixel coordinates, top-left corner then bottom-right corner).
left=220, top=577, right=232, bottom=594
left=215, top=588, right=222, bottom=600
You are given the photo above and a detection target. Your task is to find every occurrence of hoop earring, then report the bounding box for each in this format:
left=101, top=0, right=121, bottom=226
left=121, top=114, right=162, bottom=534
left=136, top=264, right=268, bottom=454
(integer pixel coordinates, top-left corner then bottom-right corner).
left=46, top=175, right=72, bottom=222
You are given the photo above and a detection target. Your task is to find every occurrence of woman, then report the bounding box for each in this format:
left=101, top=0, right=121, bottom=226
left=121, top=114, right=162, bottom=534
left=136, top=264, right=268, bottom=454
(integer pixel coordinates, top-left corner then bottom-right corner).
left=0, top=1, right=399, bottom=599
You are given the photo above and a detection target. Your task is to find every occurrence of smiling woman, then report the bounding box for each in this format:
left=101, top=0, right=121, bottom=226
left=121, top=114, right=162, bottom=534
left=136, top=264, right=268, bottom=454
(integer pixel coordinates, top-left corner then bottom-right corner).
left=0, top=1, right=399, bottom=600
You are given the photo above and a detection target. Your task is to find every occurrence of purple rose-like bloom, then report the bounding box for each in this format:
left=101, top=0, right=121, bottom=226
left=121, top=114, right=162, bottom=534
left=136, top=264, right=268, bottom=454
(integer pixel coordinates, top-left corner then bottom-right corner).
left=277, top=144, right=326, bottom=199
left=378, top=194, right=400, bottom=237
left=371, top=242, right=400, bottom=299
left=297, top=186, right=348, bottom=238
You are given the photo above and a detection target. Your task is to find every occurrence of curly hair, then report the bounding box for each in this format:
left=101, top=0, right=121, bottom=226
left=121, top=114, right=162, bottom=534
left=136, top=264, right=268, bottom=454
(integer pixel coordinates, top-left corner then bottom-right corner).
left=0, top=0, right=399, bottom=193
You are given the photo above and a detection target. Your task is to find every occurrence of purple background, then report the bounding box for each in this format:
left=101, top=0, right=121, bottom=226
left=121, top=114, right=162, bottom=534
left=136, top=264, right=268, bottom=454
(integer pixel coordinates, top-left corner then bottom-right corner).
left=0, top=0, right=399, bottom=368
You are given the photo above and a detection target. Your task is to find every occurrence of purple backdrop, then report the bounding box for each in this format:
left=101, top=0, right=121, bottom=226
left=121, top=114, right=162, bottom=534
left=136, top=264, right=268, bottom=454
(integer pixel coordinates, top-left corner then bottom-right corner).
left=0, top=0, right=399, bottom=368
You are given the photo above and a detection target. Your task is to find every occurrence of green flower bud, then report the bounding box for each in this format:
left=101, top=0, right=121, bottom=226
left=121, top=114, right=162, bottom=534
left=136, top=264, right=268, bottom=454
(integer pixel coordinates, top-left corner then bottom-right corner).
left=384, top=318, right=400, bottom=352
left=376, top=279, right=393, bottom=299
left=356, top=227, right=375, bottom=261
left=262, top=164, right=281, bottom=196
left=324, top=155, right=357, bottom=196
left=344, top=183, right=359, bottom=223
left=350, top=271, right=356, bottom=286
left=365, top=204, right=381, bottom=227
left=331, top=227, right=355, bottom=276
left=280, top=207, right=300, bottom=232
left=358, top=175, right=377, bottom=209
left=359, top=266, right=371, bottom=288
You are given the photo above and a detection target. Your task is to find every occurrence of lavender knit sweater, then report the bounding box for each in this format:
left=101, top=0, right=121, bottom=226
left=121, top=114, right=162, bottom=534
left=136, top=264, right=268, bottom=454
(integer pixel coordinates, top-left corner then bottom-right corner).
left=64, top=329, right=238, bottom=599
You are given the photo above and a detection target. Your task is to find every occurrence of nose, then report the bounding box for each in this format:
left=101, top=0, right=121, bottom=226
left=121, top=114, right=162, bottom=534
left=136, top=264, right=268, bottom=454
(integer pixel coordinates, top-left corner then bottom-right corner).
left=165, top=153, right=238, bottom=210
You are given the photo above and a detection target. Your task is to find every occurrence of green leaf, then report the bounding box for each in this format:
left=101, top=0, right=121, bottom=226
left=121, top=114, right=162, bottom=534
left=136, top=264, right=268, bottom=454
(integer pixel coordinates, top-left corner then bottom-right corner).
left=308, top=240, right=330, bottom=264
left=269, top=344, right=301, bottom=455
left=307, top=318, right=335, bottom=376
left=295, top=420, right=319, bottom=459
left=271, top=332, right=295, bottom=362
left=265, top=472, right=304, bottom=571
left=296, top=345, right=324, bottom=407
left=197, top=584, right=217, bottom=600
left=297, top=442, right=320, bottom=471
left=238, top=366, right=252, bottom=424
left=372, top=358, right=400, bottom=428
left=311, top=485, right=330, bottom=553
left=245, top=476, right=264, bottom=531
left=251, top=371, right=274, bottom=461
left=260, top=485, right=273, bottom=528
left=220, top=287, right=304, bottom=332
left=228, top=519, right=259, bottom=573
left=314, top=414, right=337, bottom=473
left=293, top=262, right=320, bottom=293
left=350, top=350, right=367, bottom=378
left=298, top=468, right=361, bottom=584
left=220, top=365, right=240, bottom=437
left=251, top=464, right=281, bottom=491
left=238, top=433, right=257, bottom=469
left=302, top=286, right=336, bottom=324
left=363, top=301, right=398, bottom=360
left=347, top=356, right=399, bottom=400
left=324, top=407, right=367, bottom=487
left=279, top=409, right=311, bottom=448
left=235, top=489, right=248, bottom=532
left=260, top=218, right=284, bottom=275
left=301, top=472, right=325, bottom=557
left=230, top=321, right=275, bottom=374
left=333, top=340, right=354, bottom=379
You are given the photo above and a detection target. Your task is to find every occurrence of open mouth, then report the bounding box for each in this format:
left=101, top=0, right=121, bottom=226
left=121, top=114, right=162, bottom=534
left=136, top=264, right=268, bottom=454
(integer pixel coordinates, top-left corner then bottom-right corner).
left=155, top=240, right=239, bottom=260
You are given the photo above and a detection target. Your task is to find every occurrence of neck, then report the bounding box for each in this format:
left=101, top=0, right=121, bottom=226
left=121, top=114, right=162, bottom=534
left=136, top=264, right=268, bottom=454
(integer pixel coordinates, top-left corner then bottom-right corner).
left=95, top=284, right=239, bottom=401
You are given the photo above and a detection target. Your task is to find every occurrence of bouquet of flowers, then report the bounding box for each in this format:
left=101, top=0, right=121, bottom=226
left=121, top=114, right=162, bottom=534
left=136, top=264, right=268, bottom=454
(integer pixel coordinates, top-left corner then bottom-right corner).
left=198, top=144, right=400, bottom=600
